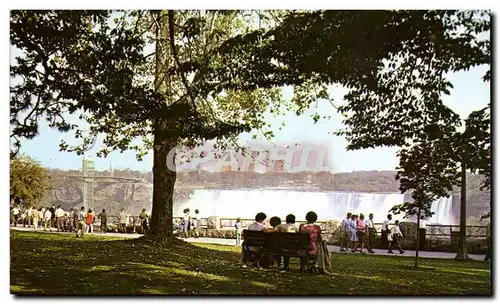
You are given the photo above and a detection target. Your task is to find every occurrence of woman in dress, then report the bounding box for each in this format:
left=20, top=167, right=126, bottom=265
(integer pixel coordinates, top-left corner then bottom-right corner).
left=356, top=214, right=367, bottom=254
left=298, top=211, right=322, bottom=272
left=349, top=214, right=359, bottom=252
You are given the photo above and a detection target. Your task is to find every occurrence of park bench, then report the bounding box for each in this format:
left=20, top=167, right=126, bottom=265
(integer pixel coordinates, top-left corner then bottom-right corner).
left=243, top=230, right=315, bottom=270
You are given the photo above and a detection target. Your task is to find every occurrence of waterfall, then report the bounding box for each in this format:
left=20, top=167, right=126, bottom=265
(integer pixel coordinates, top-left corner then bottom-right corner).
left=175, top=188, right=456, bottom=224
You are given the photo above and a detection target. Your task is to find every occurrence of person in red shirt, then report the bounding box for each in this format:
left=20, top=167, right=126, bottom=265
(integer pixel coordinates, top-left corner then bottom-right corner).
left=86, top=208, right=95, bottom=234
left=298, top=211, right=322, bottom=272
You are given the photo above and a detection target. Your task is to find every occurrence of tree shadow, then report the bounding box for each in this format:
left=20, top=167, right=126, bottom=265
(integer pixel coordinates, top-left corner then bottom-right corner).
left=10, top=231, right=491, bottom=295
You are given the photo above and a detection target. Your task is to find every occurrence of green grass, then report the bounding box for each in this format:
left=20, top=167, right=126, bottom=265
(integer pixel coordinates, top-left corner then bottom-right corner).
left=10, top=230, right=491, bottom=295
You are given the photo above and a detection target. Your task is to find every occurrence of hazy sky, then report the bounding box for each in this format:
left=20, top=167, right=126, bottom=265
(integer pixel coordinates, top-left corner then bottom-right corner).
left=10, top=36, right=490, bottom=174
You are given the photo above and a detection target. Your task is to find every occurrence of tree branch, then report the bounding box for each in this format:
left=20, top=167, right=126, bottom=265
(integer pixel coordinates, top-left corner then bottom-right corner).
left=168, top=10, right=198, bottom=111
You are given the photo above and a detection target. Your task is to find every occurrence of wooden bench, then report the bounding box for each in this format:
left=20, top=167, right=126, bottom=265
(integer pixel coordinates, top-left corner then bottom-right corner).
left=243, top=230, right=314, bottom=269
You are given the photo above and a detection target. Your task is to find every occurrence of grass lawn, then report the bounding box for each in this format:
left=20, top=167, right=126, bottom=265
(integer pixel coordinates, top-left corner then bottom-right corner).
left=10, top=230, right=491, bottom=295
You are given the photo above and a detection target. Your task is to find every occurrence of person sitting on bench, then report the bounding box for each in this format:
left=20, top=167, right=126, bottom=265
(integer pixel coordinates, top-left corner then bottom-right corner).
left=275, top=214, right=298, bottom=271
left=298, top=211, right=322, bottom=272
left=267, top=216, right=282, bottom=268
left=243, top=212, right=269, bottom=267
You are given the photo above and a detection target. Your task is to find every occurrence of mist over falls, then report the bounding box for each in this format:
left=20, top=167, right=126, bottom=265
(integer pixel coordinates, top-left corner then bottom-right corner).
left=175, top=189, right=456, bottom=225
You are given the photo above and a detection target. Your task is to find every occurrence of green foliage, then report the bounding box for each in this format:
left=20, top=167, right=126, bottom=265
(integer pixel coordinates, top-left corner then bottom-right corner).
left=10, top=10, right=491, bottom=237
left=178, top=11, right=491, bottom=221
left=10, top=154, right=52, bottom=207
left=10, top=230, right=491, bottom=295
left=464, top=106, right=490, bottom=190
left=188, top=10, right=489, bottom=149
left=391, top=105, right=490, bottom=221
left=9, top=10, right=301, bottom=159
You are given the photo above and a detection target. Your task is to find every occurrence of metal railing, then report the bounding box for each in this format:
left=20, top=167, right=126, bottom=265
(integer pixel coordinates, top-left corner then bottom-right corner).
left=90, top=216, right=489, bottom=239
left=425, top=224, right=488, bottom=238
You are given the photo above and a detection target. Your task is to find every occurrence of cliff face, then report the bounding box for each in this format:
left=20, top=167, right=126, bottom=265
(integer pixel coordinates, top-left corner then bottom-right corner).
left=40, top=169, right=490, bottom=218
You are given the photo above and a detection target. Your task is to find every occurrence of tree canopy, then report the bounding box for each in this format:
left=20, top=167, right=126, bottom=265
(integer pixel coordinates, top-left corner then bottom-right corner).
left=10, top=10, right=490, bottom=240
left=10, top=154, right=52, bottom=208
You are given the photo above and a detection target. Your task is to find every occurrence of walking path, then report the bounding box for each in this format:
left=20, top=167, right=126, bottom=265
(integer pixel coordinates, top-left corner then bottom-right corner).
left=11, top=227, right=486, bottom=261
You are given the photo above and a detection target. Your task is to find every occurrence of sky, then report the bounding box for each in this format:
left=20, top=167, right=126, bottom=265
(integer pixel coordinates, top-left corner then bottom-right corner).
left=10, top=29, right=491, bottom=174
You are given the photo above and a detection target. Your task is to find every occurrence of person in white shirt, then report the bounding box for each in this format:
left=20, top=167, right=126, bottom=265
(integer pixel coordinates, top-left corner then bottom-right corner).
left=55, top=205, right=65, bottom=232
left=275, top=214, right=298, bottom=271
left=12, top=206, right=20, bottom=227
left=380, top=214, right=392, bottom=249
left=388, top=220, right=405, bottom=254
left=44, top=208, right=52, bottom=231
left=340, top=212, right=352, bottom=252
left=275, top=214, right=298, bottom=233
left=245, top=212, right=268, bottom=267
left=247, top=213, right=266, bottom=231
left=119, top=209, right=127, bottom=233
left=366, top=213, right=376, bottom=253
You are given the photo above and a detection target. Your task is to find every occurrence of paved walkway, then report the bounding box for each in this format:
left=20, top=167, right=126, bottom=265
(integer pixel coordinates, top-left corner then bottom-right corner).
left=11, top=227, right=486, bottom=261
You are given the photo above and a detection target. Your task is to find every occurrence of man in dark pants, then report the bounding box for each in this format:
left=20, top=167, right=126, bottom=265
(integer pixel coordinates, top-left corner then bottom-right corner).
left=49, top=204, right=56, bottom=230
left=366, top=213, right=376, bottom=253
left=380, top=214, right=392, bottom=249
left=388, top=220, right=405, bottom=254
left=98, top=209, right=107, bottom=233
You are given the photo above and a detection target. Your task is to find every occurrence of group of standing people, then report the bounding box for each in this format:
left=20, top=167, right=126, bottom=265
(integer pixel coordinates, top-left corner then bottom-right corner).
left=11, top=204, right=151, bottom=236
left=181, top=208, right=200, bottom=238
left=10, top=204, right=102, bottom=235
left=117, top=208, right=150, bottom=234
left=340, top=212, right=404, bottom=254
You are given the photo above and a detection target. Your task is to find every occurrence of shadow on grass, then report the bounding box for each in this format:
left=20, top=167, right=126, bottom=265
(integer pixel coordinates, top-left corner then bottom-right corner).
left=10, top=230, right=491, bottom=295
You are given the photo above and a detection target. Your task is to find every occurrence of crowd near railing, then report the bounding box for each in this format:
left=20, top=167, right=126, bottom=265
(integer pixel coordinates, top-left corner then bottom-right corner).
left=96, top=216, right=487, bottom=238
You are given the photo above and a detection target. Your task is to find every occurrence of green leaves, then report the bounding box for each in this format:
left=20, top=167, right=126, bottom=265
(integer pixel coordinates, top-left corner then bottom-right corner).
left=10, top=154, right=52, bottom=207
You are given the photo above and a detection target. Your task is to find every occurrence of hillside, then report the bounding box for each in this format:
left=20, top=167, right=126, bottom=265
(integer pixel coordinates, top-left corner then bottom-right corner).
left=39, top=169, right=490, bottom=218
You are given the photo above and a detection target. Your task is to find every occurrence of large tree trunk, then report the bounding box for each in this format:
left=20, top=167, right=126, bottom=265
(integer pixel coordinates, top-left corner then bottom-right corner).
left=144, top=9, right=178, bottom=242
left=146, top=126, right=177, bottom=240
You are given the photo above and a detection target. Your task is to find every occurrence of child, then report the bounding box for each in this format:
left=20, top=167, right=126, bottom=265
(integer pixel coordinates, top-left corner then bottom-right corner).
left=235, top=218, right=242, bottom=245
left=388, top=220, right=405, bottom=254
